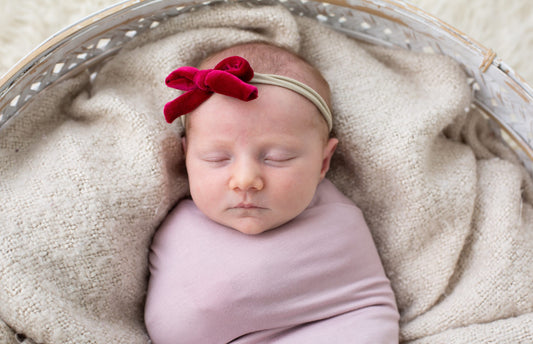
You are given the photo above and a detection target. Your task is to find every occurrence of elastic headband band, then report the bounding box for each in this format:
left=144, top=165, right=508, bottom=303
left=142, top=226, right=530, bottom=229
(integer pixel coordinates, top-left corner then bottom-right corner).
left=250, top=73, right=332, bottom=132
left=164, top=56, right=332, bottom=132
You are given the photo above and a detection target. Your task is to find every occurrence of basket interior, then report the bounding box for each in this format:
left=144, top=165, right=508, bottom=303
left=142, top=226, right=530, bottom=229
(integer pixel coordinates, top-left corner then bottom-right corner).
left=1, top=0, right=532, bottom=177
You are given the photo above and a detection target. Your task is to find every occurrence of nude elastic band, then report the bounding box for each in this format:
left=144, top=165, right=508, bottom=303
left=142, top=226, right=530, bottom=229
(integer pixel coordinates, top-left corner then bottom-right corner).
left=166, top=56, right=333, bottom=131
left=251, top=73, right=333, bottom=132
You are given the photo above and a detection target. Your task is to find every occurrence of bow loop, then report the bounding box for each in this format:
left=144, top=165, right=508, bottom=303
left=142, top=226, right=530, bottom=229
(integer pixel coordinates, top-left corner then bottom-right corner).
left=214, top=56, right=255, bottom=81
left=163, top=56, right=258, bottom=123
left=165, top=66, right=200, bottom=91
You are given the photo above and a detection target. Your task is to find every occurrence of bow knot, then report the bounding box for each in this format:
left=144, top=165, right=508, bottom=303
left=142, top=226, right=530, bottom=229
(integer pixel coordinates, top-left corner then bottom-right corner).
left=193, top=69, right=211, bottom=91
left=164, top=56, right=258, bottom=123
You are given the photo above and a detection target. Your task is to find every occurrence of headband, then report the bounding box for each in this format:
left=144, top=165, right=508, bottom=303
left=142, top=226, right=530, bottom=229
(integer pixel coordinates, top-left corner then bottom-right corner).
left=163, top=56, right=333, bottom=132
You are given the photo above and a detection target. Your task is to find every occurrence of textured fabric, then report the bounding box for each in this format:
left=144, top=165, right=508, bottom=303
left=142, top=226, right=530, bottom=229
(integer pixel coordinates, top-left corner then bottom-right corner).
left=164, top=56, right=257, bottom=123
left=145, top=179, right=399, bottom=343
left=3, top=0, right=533, bottom=86
left=1, top=3, right=532, bottom=344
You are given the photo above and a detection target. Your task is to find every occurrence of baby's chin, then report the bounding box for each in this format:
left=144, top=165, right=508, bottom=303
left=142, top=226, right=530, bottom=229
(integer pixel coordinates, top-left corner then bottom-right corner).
left=229, top=221, right=278, bottom=235
left=234, top=227, right=270, bottom=235
left=221, top=216, right=287, bottom=235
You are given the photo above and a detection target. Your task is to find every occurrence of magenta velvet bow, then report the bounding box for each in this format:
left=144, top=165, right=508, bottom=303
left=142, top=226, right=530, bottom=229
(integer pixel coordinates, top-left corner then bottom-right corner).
left=163, top=56, right=259, bottom=123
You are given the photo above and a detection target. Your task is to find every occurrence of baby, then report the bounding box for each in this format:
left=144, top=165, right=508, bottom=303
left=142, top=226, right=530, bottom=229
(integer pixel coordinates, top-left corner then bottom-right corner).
left=145, top=43, right=399, bottom=343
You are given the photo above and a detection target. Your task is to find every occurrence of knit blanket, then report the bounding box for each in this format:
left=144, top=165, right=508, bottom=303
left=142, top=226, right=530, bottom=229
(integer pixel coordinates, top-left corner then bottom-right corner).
left=1, top=4, right=532, bottom=344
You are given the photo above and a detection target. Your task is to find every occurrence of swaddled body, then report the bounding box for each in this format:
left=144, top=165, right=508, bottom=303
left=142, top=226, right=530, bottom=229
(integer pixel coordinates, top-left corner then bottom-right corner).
left=145, top=179, right=399, bottom=343
left=145, top=42, right=399, bottom=342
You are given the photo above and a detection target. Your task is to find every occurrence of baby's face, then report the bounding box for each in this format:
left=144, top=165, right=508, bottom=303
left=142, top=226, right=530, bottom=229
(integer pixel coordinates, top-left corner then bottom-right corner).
left=183, top=85, right=337, bottom=235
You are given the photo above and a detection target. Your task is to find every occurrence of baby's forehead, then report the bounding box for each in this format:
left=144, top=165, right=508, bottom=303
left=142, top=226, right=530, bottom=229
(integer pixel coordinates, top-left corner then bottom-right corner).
left=186, top=92, right=329, bottom=143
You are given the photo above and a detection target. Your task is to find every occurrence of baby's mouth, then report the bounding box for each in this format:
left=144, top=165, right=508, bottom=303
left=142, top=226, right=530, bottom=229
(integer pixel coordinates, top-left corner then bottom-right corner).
left=233, top=202, right=263, bottom=209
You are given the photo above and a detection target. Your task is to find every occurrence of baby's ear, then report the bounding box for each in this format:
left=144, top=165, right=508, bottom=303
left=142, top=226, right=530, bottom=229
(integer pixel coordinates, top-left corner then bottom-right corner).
left=320, top=137, right=338, bottom=179
left=181, top=136, right=188, bottom=156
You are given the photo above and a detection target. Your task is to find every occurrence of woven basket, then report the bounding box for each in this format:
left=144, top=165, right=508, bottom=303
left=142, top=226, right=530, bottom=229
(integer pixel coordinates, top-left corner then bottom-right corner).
left=1, top=0, right=533, bottom=177
left=1, top=1, right=533, bottom=342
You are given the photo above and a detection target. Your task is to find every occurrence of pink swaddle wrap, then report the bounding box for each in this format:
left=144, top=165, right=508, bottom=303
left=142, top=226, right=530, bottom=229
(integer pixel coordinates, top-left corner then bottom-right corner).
left=145, top=179, right=399, bottom=343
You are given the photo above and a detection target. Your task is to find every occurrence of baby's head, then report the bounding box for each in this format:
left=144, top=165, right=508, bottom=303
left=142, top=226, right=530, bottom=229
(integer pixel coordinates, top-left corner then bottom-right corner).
left=171, top=43, right=338, bottom=234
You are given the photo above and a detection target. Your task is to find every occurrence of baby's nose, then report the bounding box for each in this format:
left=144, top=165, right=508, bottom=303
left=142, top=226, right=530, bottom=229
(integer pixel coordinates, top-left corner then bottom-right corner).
left=229, top=159, right=264, bottom=192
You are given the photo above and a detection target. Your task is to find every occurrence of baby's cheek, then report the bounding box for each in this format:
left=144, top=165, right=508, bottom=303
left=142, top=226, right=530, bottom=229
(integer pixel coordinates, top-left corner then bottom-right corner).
left=188, top=171, right=219, bottom=199
left=269, top=172, right=297, bottom=190
left=273, top=173, right=316, bottom=201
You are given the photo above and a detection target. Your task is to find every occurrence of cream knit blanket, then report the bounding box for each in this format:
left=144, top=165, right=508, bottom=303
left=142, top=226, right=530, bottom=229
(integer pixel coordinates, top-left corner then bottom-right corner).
left=1, top=4, right=532, bottom=344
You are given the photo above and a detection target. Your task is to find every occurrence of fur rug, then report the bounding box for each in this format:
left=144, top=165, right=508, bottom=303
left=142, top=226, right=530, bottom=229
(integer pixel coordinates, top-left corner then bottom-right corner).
left=1, top=0, right=533, bottom=85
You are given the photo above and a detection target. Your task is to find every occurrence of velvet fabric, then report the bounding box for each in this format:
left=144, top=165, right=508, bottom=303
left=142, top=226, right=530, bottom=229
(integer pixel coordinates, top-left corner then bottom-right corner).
left=164, top=56, right=258, bottom=123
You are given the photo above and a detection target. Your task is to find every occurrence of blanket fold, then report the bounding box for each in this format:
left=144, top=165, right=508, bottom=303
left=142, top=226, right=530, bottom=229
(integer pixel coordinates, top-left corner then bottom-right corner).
left=1, top=3, right=532, bottom=343
left=146, top=180, right=398, bottom=343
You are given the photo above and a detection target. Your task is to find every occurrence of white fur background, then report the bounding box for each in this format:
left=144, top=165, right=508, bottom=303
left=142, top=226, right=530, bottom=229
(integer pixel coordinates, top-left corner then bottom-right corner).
left=1, top=0, right=533, bottom=85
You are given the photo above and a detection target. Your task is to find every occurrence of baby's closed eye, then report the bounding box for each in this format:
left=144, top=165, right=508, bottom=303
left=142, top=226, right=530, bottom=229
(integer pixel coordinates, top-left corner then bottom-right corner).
left=201, top=153, right=232, bottom=165
left=263, top=152, right=297, bottom=166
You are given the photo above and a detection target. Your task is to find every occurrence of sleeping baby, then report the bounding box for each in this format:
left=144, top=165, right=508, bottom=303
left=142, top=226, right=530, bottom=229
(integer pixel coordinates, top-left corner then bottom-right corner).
left=144, top=42, right=399, bottom=343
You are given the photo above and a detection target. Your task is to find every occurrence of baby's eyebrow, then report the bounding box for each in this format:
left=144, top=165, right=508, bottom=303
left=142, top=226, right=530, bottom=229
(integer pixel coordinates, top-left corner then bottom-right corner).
left=188, top=132, right=230, bottom=144
left=195, top=142, right=230, bottom=151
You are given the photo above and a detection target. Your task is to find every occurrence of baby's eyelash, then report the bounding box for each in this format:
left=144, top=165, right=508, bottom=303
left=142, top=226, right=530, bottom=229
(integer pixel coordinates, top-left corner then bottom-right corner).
left=202, top=155, right=231, bottom=163
left=263, top=154, right=296, bottom=165
left=265, top=156, right=294, bottom=162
